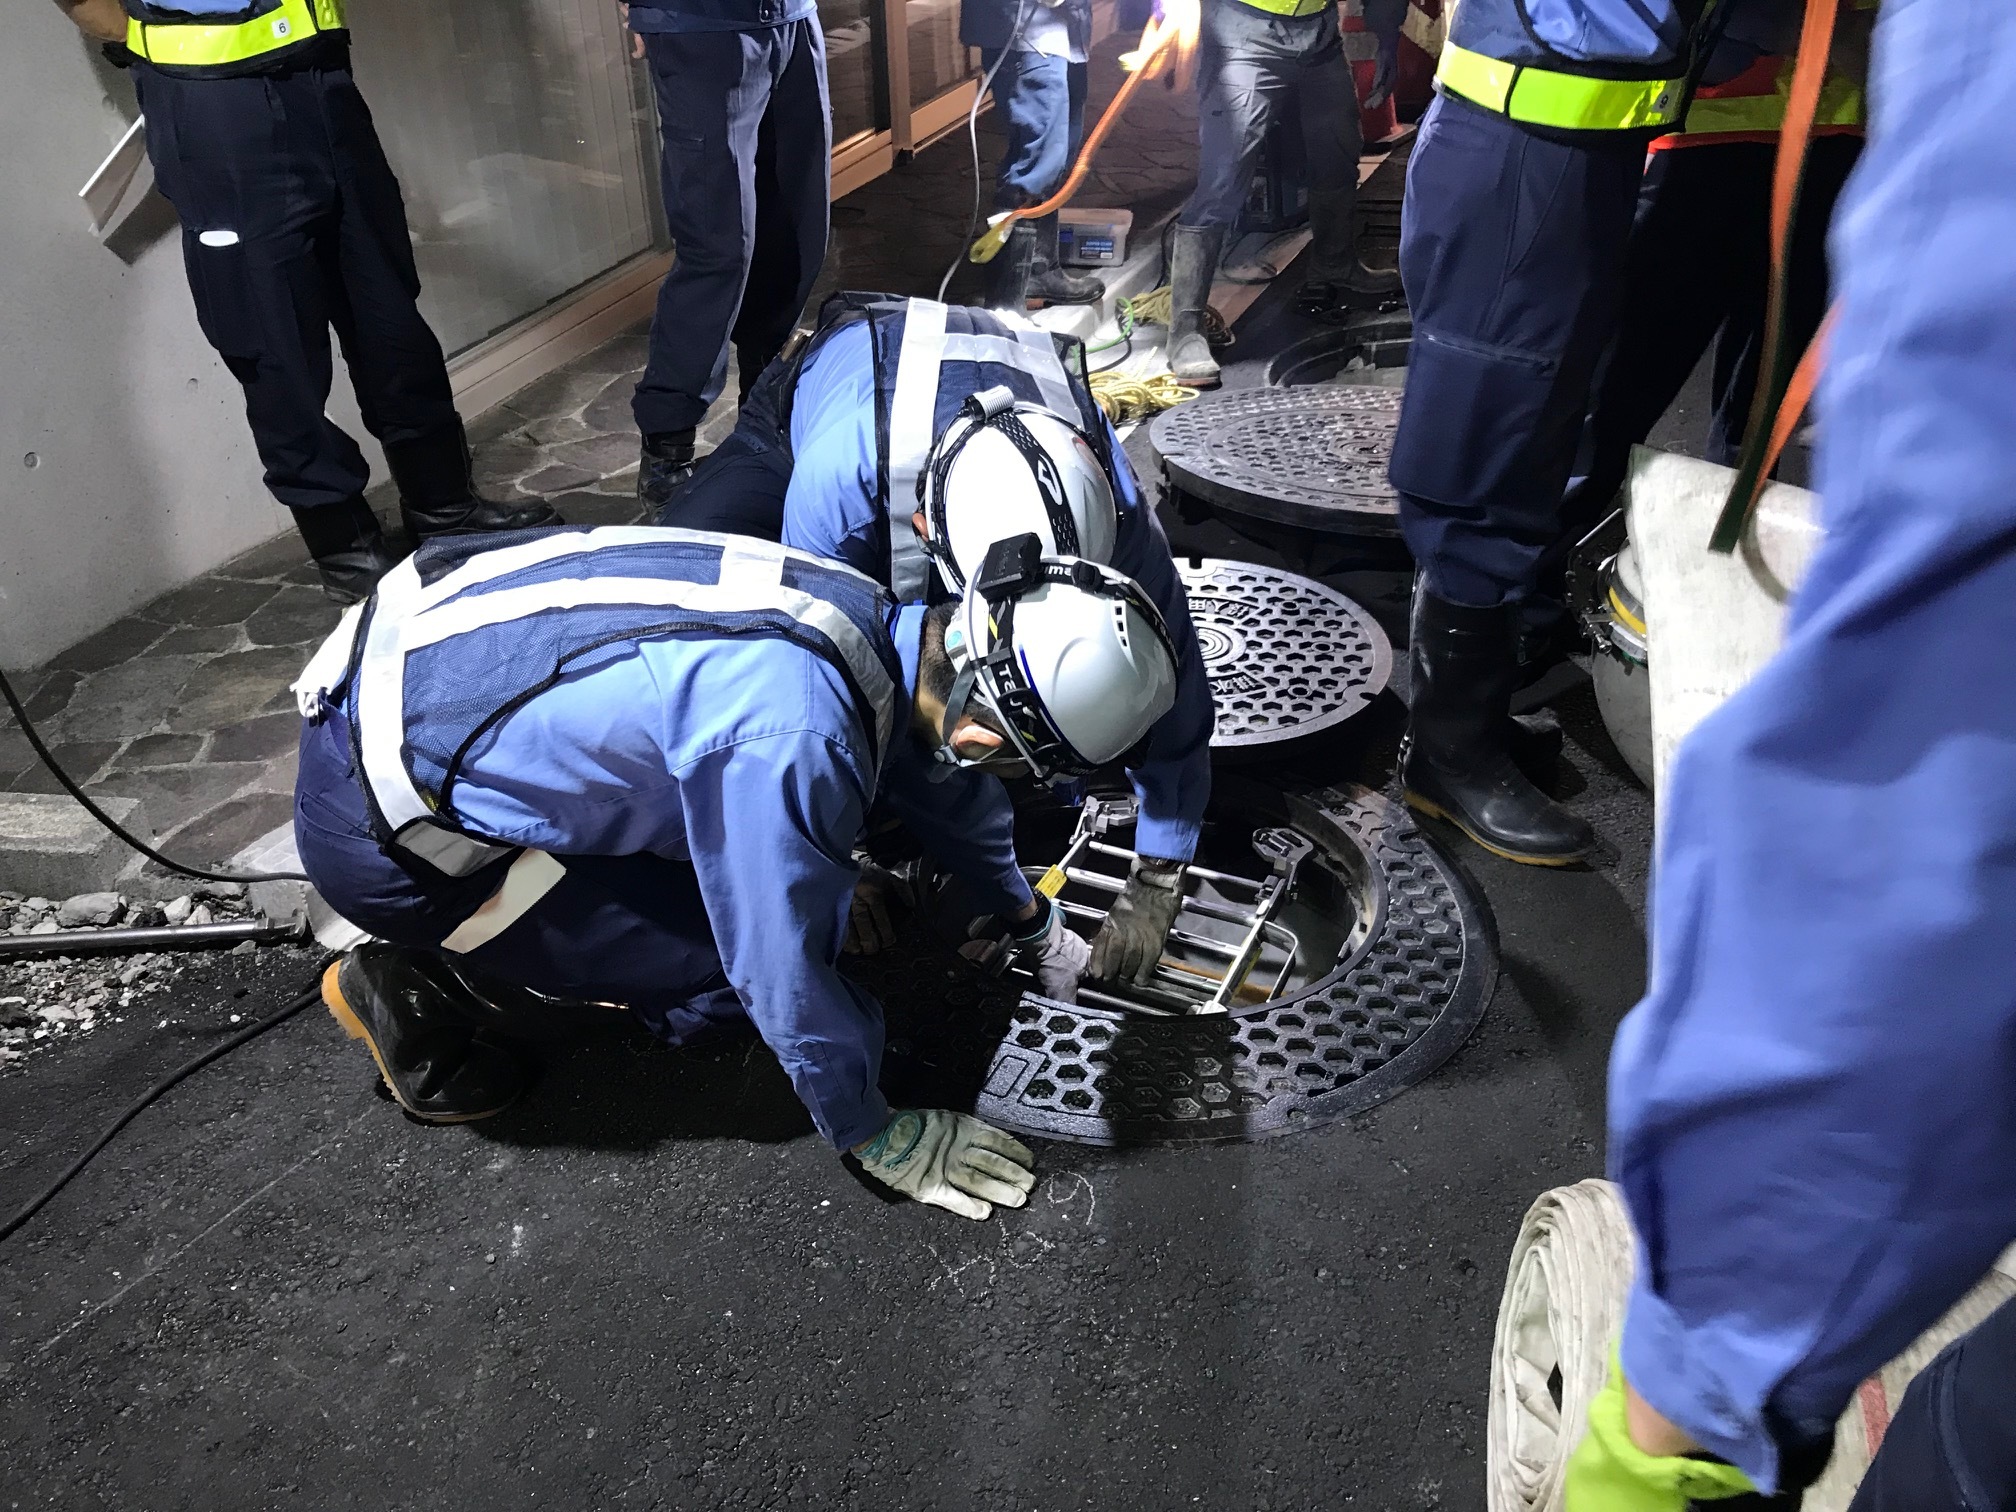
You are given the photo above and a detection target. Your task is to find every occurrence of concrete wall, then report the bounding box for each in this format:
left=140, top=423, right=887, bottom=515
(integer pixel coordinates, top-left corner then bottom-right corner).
left=0, top=12, right=362, bottom=671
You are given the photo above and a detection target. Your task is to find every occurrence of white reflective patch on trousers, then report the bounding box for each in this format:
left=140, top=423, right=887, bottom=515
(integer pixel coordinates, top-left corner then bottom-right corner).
left=198, top=230, right=242, bottom=247
left=439, top=849, right=566, bottom=954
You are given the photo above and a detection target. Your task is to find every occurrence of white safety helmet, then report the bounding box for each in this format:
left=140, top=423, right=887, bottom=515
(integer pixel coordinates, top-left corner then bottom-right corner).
left=918, top=385, right=1119, bottom=593
left=938, top=534, right=1177, bottom=784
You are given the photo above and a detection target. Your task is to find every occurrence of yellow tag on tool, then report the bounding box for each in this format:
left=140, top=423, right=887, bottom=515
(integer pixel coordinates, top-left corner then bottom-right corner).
left=1035, top=866, right=1067, bottom=898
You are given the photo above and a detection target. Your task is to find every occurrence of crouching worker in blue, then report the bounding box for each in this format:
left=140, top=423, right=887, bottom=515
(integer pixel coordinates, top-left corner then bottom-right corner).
left=289, top=525, right=1178, bottom=1220
left=663, top=293, right=1217, bottom=985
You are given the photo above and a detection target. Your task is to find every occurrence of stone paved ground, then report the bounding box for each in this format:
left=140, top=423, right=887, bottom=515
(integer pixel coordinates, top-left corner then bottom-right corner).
left=0, top=19, right=1208, bottom=888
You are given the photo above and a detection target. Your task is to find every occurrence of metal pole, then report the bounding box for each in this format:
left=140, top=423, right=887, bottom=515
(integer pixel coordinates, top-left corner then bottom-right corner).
left=0, top=919, right=305, bottom=960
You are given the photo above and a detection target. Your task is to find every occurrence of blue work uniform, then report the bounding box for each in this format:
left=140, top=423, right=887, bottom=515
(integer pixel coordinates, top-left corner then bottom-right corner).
left=292, top=527, right=1032, bottom=1150
left=120, top=0, right=463, bottom=515
left=1608, top=0, right=2016, bottom=1496
left=962, top=0, right=1091, bottom=218
left=627, top=0, right=831, bottom=437
left=665, top=294, right=1216, bottom=864
left=1389, top=0, right=1798, bottom=607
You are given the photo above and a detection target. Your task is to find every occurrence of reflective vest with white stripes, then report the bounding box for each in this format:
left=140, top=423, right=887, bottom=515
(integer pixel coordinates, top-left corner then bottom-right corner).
left=298, top=527, right=900, bottom=879
left=790, top=291, right=1116, bottom=604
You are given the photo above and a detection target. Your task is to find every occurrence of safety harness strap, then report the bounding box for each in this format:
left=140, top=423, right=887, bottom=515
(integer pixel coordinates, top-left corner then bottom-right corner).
left=341, top=528, right=896, bottom=878
left=1436, top=41, right=1687, bottom=131
left=127, top=0, right=347, bottom=68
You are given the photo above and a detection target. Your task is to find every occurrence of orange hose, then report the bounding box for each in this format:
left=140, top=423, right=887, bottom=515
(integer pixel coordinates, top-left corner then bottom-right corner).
left=969, top=21, right=1183, bottom=262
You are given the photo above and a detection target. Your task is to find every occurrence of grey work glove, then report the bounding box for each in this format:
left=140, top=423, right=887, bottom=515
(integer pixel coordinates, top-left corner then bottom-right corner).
left=1361, top=0, right=1406, bottom=109
left=1011, top=897, right=1093, bottom=1003
left=853, top=1108, right=1038, bottom=1220
left=1088, top=857, right=1184, bottom=984
left=844, top=872, right=899, bottom=956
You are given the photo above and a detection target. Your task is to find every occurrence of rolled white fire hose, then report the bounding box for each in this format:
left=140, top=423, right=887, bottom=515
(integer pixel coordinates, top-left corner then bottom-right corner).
left=1486, top=1179, right=2016, bottom=1512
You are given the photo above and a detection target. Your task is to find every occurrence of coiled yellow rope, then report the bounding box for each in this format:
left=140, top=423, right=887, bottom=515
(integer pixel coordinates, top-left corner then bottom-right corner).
left=1123, top=285, right=1233, bottom=348
left=1088, top=370, right=1202, bottom=425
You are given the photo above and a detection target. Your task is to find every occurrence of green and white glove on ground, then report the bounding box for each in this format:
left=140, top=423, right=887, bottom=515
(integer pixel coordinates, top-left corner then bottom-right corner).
left=1088, top=857, right=1184, bottom=984
left=1012, top=897, right=1092, bottom=1003
left=853, top=1109, right=1038, bottom=1220
left=1564, top=1354, right=1755, bottom=1511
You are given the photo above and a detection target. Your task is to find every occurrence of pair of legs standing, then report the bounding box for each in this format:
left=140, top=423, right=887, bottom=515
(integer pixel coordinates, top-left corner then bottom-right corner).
left=138, top=60, right=551, bottom=603
left=632, top=21, right=832, bottom=511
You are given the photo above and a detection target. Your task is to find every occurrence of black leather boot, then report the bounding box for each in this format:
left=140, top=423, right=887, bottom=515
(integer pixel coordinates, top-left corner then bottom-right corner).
left=1401, top=584, right=1596, bottom=865
left=1297, top=186, right=1405, bottom=315
left=322, top=945, right=537, bottom=1122
left=1027, top=214, right=1105, bottom=306
left=985, top=221, right=1039, bottom=312
left=384, top=421, right=559, bottom=541
left=295, top=496, right=401, bottom=605
left=637, top=428, right=697, bottom=513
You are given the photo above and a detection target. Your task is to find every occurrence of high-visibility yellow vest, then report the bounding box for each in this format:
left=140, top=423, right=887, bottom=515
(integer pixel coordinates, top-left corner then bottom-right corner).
left=1649, top=51, right=1866, bottom=150
left=1227, top=0, right=1335, bottom=20
left=1436, top=40, right=1688, bottom=132
left=126, top=0, right=347, bottom=74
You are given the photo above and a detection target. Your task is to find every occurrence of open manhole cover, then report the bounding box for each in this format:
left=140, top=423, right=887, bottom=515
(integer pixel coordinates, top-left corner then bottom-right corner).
left=1179, top=559, right=1392, bottom=751
left=1151, top=386, right=1404, bottom=537
left=853, top=782, right=1496, bottom=1147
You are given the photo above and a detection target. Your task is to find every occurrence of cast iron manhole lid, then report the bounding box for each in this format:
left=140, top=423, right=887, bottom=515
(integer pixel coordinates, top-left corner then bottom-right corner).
left=854, top=785, right=1496, bottom=1146
left=1179, top=559, right=1392, bottom=750
left=1151, top=386, right=1404, bottom=536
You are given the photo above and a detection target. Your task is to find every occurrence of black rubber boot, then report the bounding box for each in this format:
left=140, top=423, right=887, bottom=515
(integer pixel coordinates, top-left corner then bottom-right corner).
left=295, top=496, right=401, bottom=605
left=638, top=428, right=697, bottom=514
left=1401, top=584, right=1596, bottom=865
left=985, top=222, right=1039, bottom=312
left=322, top=945, right=537, bottom=1123
left=384, top=421, right=559, bottom=540
left=1297, top=186, right=1404, bottom=314
left=1167, top=223, right=1223, bottom=387
left=1028, top=214, right=1105, bottom=306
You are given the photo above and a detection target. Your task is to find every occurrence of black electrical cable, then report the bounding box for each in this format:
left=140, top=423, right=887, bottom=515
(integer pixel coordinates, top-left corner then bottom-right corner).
left=936, top=0, right=1034, bottom=304
left=0, top=665, right=309, bottom=884
left=0, top=968, right=328, bottom=1246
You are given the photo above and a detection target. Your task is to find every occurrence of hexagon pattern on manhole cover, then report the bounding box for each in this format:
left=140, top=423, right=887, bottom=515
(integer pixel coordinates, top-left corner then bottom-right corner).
left=848, top=785, right=1496, bottom=1147
left=1151, top=385, right=1404, bottom=535
left=1179, top=559, right=1392, bottom=749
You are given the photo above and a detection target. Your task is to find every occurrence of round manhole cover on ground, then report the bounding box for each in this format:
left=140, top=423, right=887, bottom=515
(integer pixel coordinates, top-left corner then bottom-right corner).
left=1179, top=559, right=1392, bottom=750
left=1151, top=386, right=1404, bottom=536
left=853, top=783, right=1497, bottom=1147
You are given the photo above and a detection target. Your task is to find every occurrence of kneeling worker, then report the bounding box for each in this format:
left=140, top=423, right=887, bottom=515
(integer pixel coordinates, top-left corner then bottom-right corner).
left=666, top=293, right=1217, bottom=986
left=291, top=525, right=1178, bottom=1220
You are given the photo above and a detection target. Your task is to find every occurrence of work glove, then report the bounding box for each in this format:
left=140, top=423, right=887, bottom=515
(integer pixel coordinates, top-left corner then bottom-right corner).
left=844, top=871, right=899, bottom=956
left=853, top=1109, right=1038, bottom=1220
left=1011, top=897, right=1093, bottom=1003
left=1088, top=857, right=1184, bottom=985
left=1564, top=1355, right=1756, bottom=1511
left=1361, top=0, right=1406, bottom=109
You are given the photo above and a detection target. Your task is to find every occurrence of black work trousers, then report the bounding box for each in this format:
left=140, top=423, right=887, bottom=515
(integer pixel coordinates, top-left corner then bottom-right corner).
left=1848, top=1295, right=2016, bottom=1511
left=1564, top=135, right=1863, bottom=541
left=135, top=59, right=460, bottom=514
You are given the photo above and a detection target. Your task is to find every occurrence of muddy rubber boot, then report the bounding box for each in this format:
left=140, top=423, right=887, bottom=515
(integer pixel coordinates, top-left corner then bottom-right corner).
left=1400, top=583, right=1596, bottom=865
left=295, top=495, right=401, bottom=605
left=322, top=944, right=537, bottom=1122
left=985, top=221, right=1039, bottom=312
left=1167, top=223, right=1224, bottom=387
left=638, top=428, right=698, bottom=513
left=1027, top=215, right=1106, bottom=306
left=385, top=421, right=559, bottom=541
left=1297, top=187, right=1404, bottom=314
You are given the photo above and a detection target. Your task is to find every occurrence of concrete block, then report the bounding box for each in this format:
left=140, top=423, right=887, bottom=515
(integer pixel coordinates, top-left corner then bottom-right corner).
left=231, top=822, right=366, bottom=951
left=0, top=791, right=152, bottom=898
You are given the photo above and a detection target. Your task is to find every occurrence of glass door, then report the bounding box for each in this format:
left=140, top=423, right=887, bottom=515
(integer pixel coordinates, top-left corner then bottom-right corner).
left=347, top=0, right=665, bottom=355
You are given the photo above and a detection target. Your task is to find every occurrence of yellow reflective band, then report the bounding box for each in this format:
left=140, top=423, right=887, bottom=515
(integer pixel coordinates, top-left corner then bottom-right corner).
left=128, top=0, right=347, bottom=68
left=1230, top=0, right=1333, bottom=18
left=1675, top=74, right=1865, bottom=139
left=1436, top=40, right=1685, bottom=131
